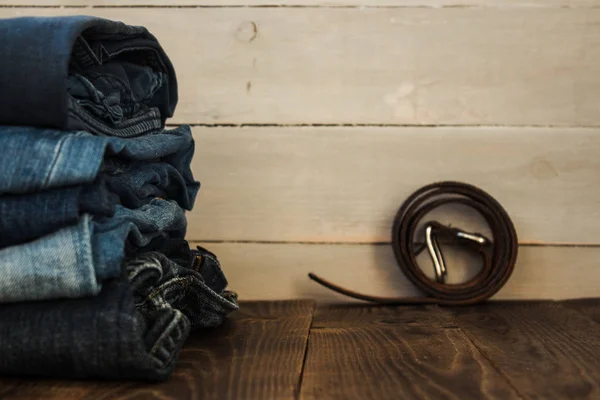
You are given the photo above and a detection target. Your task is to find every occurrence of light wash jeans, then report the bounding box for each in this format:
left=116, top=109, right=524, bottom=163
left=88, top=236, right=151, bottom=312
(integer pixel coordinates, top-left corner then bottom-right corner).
left=0, top=125, right=196, bottom=195
left=0, top=199, right=187, bottom=303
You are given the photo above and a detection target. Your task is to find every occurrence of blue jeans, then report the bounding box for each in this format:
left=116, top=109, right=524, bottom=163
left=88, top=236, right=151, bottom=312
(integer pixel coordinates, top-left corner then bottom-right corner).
left=0, top=16, right=176, bottom=136
left=0, top=158, right=198, bottom=248
left=104, top=160, right=199, bottom=211
left=0, top=181, right=116, bottom=248
left=0, top=243, right=237, bottom=381
left=0, top=199, right=187, bottom=303
left=0, top=125, right=196, bottom=196
left=0, top=124, right=199, bottom=303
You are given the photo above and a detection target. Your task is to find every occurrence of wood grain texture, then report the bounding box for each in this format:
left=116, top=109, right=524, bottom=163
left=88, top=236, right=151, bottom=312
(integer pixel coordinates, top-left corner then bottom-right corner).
left=1, top=7, right=599, bottom=125
left=191, top=242, right=600, bottom=302
left=3, top=301, right=600, bottom=399
left=1, top=1, right=598, bottom=7
left=185, top=127, right=600, bottom=244
left=453, top=302, right=600, bottom=399
left=301, top=304, right=520, bottom=400
left=0, top=301, right=315, bottom=400
left=561, top=298, right=600, bottom=324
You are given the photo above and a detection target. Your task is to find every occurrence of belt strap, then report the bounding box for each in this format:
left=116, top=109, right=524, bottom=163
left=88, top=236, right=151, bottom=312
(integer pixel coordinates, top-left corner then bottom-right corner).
left=309, top=181, right=518, bottom=305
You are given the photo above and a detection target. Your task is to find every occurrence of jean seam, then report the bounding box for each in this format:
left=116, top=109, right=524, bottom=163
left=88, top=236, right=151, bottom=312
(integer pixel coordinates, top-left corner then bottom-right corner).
left=67, top=105, right=162, bottom=138
left=42, top=134, right=69, bottom=189
left=79, top=215, right=97, bottom=295
left=148, top=310, right=187, bottom=358
left=136, top=276, right=196, bottom=309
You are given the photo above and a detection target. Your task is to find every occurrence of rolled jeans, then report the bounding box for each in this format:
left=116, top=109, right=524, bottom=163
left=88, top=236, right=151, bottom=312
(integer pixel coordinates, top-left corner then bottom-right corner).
left=0, top=16, right=177, bottom=137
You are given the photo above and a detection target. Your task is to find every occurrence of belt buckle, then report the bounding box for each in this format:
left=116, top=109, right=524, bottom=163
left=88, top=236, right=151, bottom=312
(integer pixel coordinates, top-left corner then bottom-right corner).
left=424, top=221, right=490, bottom=284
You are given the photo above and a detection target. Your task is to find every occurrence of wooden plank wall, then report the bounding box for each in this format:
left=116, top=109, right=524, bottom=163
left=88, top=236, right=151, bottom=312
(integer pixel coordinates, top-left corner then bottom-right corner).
left=2, top=1, right=599, bottom=302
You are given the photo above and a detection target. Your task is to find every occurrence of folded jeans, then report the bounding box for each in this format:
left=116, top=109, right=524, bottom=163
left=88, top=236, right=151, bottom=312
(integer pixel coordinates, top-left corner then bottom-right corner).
left=0, top=180, right=116, bottom=248
left=0, top=199, right=187, bottom=303
left=0, top=158, right=198, bottom=248
left=0, top=245, right=237, bottom=381
left=104, top=160, right=198, bottom=211
left=0, top=125, right=196, bottom=197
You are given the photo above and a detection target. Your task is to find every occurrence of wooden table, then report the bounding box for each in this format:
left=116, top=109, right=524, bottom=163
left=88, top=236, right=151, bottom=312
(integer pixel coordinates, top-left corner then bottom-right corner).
left=2, top=299, right=600, bottom=399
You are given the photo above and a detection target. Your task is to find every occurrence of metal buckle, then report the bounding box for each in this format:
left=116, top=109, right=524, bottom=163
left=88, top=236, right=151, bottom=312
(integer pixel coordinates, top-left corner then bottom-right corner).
left=424, top=222, right=490, bottom=284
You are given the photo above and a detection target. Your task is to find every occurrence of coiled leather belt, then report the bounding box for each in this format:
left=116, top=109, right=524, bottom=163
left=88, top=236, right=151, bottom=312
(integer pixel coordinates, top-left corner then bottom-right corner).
left=309, top=181, right=518, bottom=305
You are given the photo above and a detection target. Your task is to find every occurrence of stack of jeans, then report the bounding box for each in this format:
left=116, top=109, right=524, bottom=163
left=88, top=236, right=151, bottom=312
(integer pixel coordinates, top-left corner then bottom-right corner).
left=0, top=16, right=238, bottom=381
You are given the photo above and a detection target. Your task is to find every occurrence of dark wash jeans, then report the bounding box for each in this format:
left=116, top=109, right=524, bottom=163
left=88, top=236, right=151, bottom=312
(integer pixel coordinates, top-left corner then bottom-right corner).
left=0, top=159, right=199, bottom=249
left=103, top=160, right=199, bottom=211
left=0, top=243, right=237, bottom=381
left=131, top=240, right=239, bottom=329
left=0, top=180, right=116, bottom=248
left=0, top=16, right=177, bottom=137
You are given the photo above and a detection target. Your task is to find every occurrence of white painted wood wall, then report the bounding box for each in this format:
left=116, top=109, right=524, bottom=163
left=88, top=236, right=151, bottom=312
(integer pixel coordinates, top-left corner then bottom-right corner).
left=3, top=0, right=599, bottom=302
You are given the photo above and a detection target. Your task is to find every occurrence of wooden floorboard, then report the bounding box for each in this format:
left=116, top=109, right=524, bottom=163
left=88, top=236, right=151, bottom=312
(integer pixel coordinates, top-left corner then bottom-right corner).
left=300, top=304, right=520, bottom=400
left=3, top=300, right=600, bottom=399
left=452, top=301, right=600, bottom=399
left=560, top=298, right=600, bottom=325
left=0, top=300, right=316, bottom=400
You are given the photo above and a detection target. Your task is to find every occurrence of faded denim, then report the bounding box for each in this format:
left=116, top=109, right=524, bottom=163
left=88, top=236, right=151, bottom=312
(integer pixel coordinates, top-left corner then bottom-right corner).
left=0, top=125, right=196, bottom=196
left=0, top=16, right=176, bottom=136
left=0, top=199, right=187, bottom=303
left=0, top=155, right=198, bottom=247
left=0, top=245, right=237, bottom=381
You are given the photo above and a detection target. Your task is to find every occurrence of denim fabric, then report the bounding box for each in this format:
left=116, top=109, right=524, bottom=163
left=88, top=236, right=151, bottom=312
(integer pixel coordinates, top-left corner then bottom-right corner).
left=148, top=239, right=232, bottom=296
left=67, top=65, right=164, bottom=137
left=0, top=279, right=186, bottom=381
left=0, top=16, right=176, bottom=135
left=104, top=160, right=199, bottom=211
left=0, top=199, right=186, bottom=303
left=128, top=244, right=238, bottom=329
left=0, top=125, right=195, bottom=196
left=0, top=247, right=237, bottom=381
left=0, top=181, right=117, bottom=248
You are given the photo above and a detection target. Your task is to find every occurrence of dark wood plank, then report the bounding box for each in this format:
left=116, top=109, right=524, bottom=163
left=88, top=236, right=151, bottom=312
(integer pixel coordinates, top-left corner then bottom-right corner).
left=560, top=298, right=600, bottom=325
left=453, top=301, right=600, bottom=400
left=300, top=304, right=520, bottom=400
left=0, top=300, right=315, bottom=400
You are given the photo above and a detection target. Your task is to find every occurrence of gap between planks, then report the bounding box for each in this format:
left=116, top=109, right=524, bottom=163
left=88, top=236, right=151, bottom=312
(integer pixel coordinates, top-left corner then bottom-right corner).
left=295, top=306, right=315, bottom=400
left=168, top=123, right=600, bottom=128
left=3, top=2, right=600, bottom=9
left=453, top=324, right=525, bottom=399
left=194, top=240, right=600, bottom=247
left=301, top=300, right=600, bottom=400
